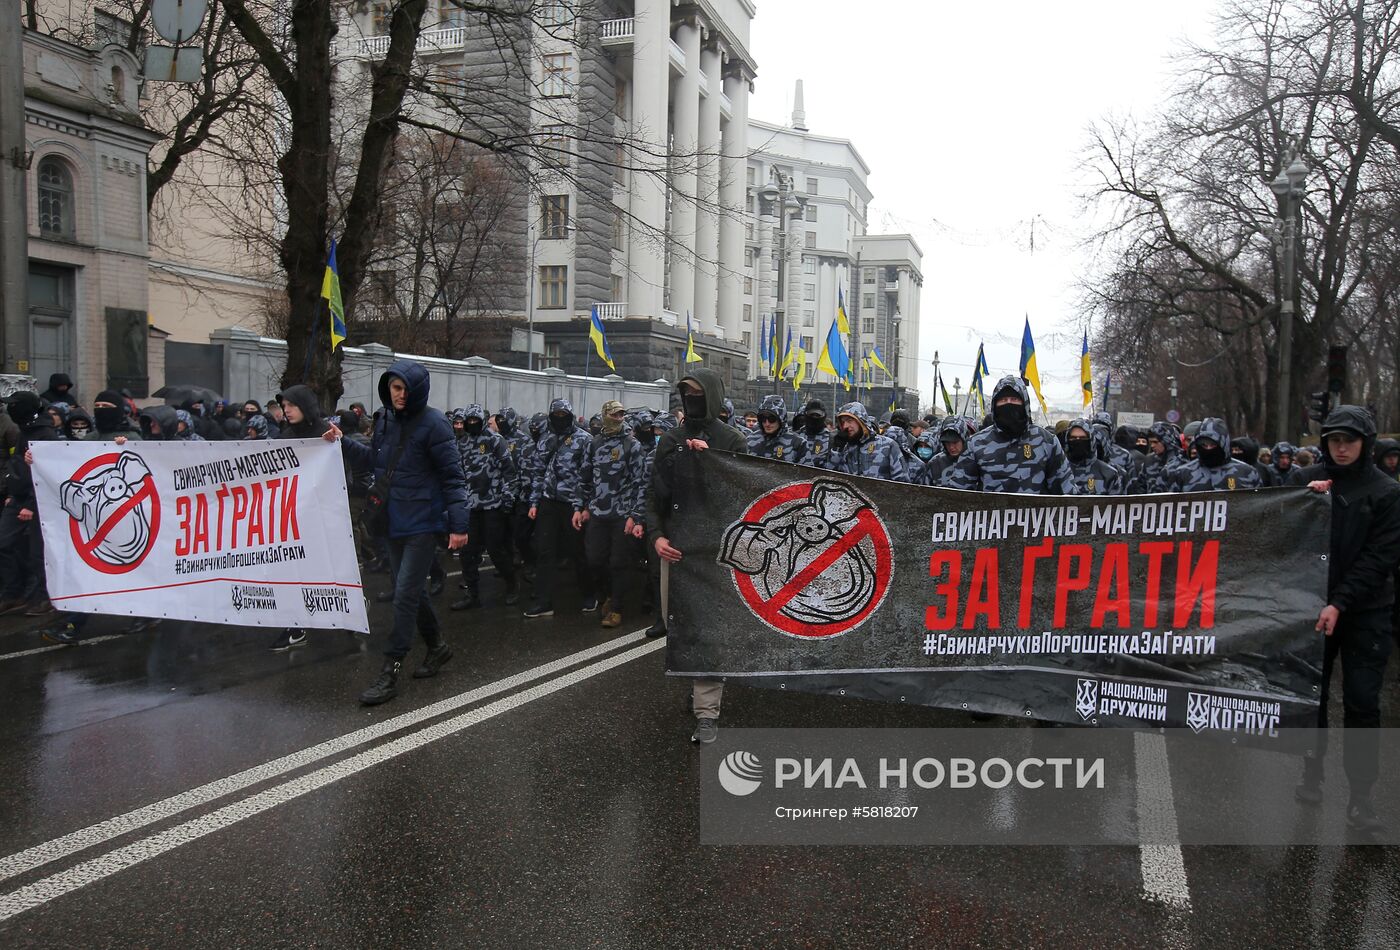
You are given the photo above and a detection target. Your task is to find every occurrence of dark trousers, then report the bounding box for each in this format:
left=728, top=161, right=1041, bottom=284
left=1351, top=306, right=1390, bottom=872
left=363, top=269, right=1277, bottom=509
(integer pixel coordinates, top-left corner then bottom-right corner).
left=0, top=505, right=45, bottom=601
left=584, top=515, right=631, bottom=615
left=532, top=498, right=587, bottom=609
left=460, top=508, right=515, bottom=591
left=511, top=500, right=535, bottom=566
left=1309, top=608, right=1393, bottom=793
left=385, top=533, right=443, bottom=660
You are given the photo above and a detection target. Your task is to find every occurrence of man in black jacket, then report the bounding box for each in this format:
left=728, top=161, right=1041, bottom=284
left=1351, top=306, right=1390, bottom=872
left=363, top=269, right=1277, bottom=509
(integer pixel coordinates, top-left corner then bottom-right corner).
left=0, top=392, right=62, bottom=616
left=1294, top=406, right=1400, bottom=833
left=645, top=367, right=748, bottom=745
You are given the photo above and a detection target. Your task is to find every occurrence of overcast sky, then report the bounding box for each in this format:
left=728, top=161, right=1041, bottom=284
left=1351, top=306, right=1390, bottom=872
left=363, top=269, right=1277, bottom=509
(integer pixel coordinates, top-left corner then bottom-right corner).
left=747, top=0, right=1221, bottom=410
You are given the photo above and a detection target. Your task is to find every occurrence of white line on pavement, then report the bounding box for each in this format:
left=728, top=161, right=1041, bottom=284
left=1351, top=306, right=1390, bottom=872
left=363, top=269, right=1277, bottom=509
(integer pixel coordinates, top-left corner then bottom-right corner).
left=0, top=637, right=666, bottom=923
left=1134, top=731, right=1193, bottom=915
left=0, top=630, right=648, bottom=883
left=0, top=635, right=126, bottom=663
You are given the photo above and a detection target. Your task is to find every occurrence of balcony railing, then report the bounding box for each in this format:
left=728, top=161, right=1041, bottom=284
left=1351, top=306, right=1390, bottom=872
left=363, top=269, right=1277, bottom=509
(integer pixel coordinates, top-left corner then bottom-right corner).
left=668, top=38, right=686, bottom=73
left=600, top=18, right=634, bottom=45
left=338, top=26, right=468, bottom=59
left=697, top=70, right=708, bottom=95
left=660, top=309, right=679, bottom=326
left=594, top=302, right=627, bottom=320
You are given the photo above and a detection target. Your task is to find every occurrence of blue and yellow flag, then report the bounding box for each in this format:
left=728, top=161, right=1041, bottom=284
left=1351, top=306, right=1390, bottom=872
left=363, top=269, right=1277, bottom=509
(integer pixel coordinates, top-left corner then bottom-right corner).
left=793, top=340, right=806, bottom=390
left=589, top=305, right=615, bottom=370
left=759, top=313, right=770, bottom=368
left=1081, top=331, right=1094, bottom=408
left=1019, top=316, right=1049, bottom=416
left=869, top=345, right=890, bottom=377
left=1101, top=371, right=1111, bottom=412
left=770, top=316, right=781, bottom=380
left=685, top=312, right=703, bottom=363
left=322, top=238, right=346, bottom=351
left=778, top=326, right=795, bottom=379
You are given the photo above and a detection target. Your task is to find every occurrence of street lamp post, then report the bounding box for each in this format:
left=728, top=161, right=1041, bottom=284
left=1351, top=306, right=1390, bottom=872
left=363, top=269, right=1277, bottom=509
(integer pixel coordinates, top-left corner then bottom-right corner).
left=758, top=172, right=805, bottom=396
left=1270, top=149, right=1308, bottom=442
left=953, top=376, right=961, bottom=411
left=891, top=309, right=902, bottom=410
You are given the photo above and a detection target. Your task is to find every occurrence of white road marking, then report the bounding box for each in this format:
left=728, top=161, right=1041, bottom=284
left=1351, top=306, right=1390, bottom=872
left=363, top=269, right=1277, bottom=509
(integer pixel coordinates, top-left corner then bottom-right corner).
left=1134, top=731, right=1193, bottom=914
left=0, top=630, right=647, bottom=882
left=0, top=635, right=125, bottom=663
left=0, top=637, right=665, bottom=922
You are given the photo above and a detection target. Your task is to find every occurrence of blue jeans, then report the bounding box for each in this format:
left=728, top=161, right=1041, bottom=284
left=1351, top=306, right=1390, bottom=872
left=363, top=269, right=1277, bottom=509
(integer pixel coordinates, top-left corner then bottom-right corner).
left=385, top=533, right=443, bottom=660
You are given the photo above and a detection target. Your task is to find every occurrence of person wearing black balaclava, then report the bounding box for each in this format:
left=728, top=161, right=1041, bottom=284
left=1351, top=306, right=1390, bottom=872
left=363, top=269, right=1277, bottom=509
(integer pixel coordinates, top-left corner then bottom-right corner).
left=91, top=389, right=143, bottom=440
left=645, top=368, right=748, bottom=744
left=39, top=372, right=78, bottom=408
left=946, top=376, right=1075, bottom=495
left=1165, top=418, right=1261, bottom=492
left=0, top=392, right=62, bottom=618
left=1064, top=420, right=1125, bottom=495
left=523, top=398, right=593, bottom=618
left=1293, top=406, right=1400, bottom=834
left=798, top=398, right=834, bottom=467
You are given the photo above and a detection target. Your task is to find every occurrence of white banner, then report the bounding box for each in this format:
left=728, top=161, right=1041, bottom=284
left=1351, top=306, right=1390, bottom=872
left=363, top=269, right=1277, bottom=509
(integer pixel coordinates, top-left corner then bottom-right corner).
left=30, top=438, right=369, bottom=633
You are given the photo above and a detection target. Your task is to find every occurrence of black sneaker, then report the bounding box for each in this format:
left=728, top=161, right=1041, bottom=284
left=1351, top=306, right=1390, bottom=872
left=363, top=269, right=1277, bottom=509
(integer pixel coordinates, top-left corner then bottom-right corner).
left=691, top=718, right=719, bottom=744
left=271, top=628, right=307, bottom=652
left=581, top=597, right=599, bottom=613
left=523, top=604, right=554, bottom=619
left=42, top=623, right=80, bottom=646
left=450, top=594, right=482, bottom=611
left=645, top=621, right=667, bottom=638
left=1347, top=797, right=1386, bottom=833
left=412, top=643, right=453, bottom=679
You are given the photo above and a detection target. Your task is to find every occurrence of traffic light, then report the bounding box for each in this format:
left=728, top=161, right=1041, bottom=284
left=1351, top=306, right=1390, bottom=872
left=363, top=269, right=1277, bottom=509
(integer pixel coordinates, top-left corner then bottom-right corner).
left=1308, top=391, right=1330, bottom=423
left=1326, top=345, right=1348, bottom=395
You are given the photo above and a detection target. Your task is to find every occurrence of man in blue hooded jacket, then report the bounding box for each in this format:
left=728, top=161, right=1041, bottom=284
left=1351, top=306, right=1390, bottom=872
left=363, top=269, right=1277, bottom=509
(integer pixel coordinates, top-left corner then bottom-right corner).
left=326, top=361, right=469, bottom=706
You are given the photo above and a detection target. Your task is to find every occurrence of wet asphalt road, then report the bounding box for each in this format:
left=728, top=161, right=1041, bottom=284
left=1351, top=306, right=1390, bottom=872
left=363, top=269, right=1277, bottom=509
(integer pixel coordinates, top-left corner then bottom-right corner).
left=0, top=564, right=1395, bottom=949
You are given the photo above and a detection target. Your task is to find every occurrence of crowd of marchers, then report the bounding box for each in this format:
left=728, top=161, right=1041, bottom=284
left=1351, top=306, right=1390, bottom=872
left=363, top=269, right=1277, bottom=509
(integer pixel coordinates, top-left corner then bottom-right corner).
left=3, top=366, right=1396, bottom=834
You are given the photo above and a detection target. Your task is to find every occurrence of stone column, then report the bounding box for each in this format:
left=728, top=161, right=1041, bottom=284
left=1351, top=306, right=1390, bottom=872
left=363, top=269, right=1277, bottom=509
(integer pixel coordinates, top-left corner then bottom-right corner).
left=627, top=0, right=671, bottom=319
left=668, top=20, right=701, bottom=326
left=695, top=42, right=722, bottom=337
left=718, top=72, right=748, bottom=357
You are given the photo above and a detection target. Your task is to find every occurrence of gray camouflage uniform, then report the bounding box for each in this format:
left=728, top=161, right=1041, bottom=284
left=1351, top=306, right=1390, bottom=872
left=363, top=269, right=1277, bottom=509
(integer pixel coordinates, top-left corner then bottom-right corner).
left=946, top=376, right=1075, bottom=495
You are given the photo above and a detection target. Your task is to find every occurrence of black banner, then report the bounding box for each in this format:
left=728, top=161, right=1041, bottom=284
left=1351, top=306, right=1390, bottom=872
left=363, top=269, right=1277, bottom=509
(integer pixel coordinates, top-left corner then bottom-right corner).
left=666, top=452, right=1329, bottom=733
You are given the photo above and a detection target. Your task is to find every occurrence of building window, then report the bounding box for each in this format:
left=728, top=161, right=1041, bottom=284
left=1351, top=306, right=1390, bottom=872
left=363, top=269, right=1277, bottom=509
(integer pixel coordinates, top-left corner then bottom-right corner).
left=745, top=223, right=754, bottom=240
left=803, top=257, right=816, bottom=275
left=745, top=248, right=755, bottom=267
left=746, top=165, right=756, bottom=185
left=539, top=1, right=573, bottom=28
left=539, top=265, right=567, bottom=308
left=541, top=194, right=570, bottom=238
left=743, top=277, right=753, bottom=295
left=37, top=157, right=74, bottom=239
left=741, top=331, right=751, bottom=348
left=803, top=310, right=815, bottom=326
left=612, top=211, right=624, bottom=250
left=614, top=141, right=627, bottom=185
left=542, top=53, right=571, bottom=97
left=803, top=284, right=815, bottom=301
left=805, top=205, right=817, bottom=222
left=540, top=124, right=572, bottom=163
left=743, top=304, right=752, bottom=321
left=438, top=1, right=466, bottom=28
left=436, top=62, right=467, bottom=94
left=745, top=194, right=754, bottom=213
left=862, top=317, right=875, bottom=335
left=806, top=177, right=818, bottom=194
left=614, top=76, right=627, bottom=118
left=611, top=273, right=623, bottom=300
left=801, top=335, right=814, bottom=352
left=804, top=231, right=816, bottom=249
left=886, top=266, right=899, bottom=282
left=864, top=268, right=875, bottom=284
left=542, top=342, right=562, bottom=369
left=370, top=1, right=391, bottom=34
left=863, top=294, right=875, bottom=310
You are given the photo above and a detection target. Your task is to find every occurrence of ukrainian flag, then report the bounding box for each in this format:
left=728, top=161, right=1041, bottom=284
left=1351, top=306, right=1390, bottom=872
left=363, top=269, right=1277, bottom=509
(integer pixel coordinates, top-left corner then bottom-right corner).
left=322, top=238, right=347, bottom=352
left=778, top=326, right=795, bottom=379
left=759, top=313, right=770, bottom=370
left=1081, top=331, right=1094, bottom=408
left=685, top=312, right=703, bottom=363
left=793, top=340, right=806, bottom=390
left=589, top=305, right=615, bottom=370
left=869, top=345, right=890, bottom=377
left=1019, top=316, right=1049, bottom=416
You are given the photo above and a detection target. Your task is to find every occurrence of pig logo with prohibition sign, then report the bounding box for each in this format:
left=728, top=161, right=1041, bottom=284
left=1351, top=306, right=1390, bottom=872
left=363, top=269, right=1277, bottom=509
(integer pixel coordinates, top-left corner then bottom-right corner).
left=718, top=478, right=893, bottom=638
left=60, top=452, right=159, bottom=573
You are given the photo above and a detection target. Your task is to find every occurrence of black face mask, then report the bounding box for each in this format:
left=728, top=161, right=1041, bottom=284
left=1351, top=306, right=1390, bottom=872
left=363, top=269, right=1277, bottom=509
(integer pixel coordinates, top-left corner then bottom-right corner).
left=805, top=415, right=825, bottom=436
left=1198, top=445, right=1227, bottom=468
left=637, top=430, right=656, bottom=447
left=496, top=417, right=513, bottom=437
left=93, top=406, right=124, bottom=431
left=1067, top=439, right=1093, bottom=463
left=682, top=393, right=707, bottom=422
left=465, top=420, right=484, bottom=437
left=549, top=414, right=573, bottom=436
left=993, top=403, right=1028, bottom=437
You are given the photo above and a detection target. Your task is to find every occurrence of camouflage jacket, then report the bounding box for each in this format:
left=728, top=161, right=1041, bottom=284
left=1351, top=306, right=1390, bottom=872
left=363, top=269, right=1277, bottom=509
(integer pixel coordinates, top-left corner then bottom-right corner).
left=747, top=428, right=811, bottom=464
left=914, top=451, right=961, bottom=487
left=500, top=430, right=532, bottom=502
left=531, top=427, right=593, bottom=508
left=803, top=428, right=836, bottom=469
left=946, top=424, right=1076, bottom=495
left=456, top=430, right=516, bottom=511
left=830, top=431, right=909, bottom=482
left=1167, top=458, right=1263, bottom=493
left=580, top=430, right=645, bottom=518
left=1069, top=457, right=1126, bottom=496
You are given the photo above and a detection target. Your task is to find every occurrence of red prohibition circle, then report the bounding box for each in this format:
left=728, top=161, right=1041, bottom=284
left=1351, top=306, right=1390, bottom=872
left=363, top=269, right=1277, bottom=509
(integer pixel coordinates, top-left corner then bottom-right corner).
left=66, top=451, right=161, bottom=575
left=730, top=481, right=893, bottom=639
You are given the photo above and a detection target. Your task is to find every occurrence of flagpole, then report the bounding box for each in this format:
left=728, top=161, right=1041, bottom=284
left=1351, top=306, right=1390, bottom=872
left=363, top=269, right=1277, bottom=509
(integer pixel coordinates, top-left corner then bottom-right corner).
left=583, top=329, right=591, bottom=418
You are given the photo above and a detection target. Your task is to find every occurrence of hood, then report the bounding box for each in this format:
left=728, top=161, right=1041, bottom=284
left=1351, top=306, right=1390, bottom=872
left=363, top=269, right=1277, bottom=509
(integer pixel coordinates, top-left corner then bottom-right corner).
left=464, top=403, right=488, bottom=424
left=549, top=397, right=575, bottom=418
left=1373, top=437, right=1400, bottom=464
left=721, top=398, right=735, bottom=420
left=139, top=405, right=181, bottom=441
left=836, top=401, right=874, bottom=439
left=885, top=424, right=913, bottom=452
left=175, top=409, right=198, bottom=438
left=1271, top=441, right=1296, bottom=463
left=1114, top=425, right=1137, bottom=449
left=678, top=367, right=727, bottom=423
left=277, top=385, right=324, bottom=430
left=1193, top=417, right=1232, bottom=456
left=378, top=360, right=431, bottom=416
left=7, top=391, right=42, bottom=427
left=1090, top=422, right=1113, bottom=461
left=757, top=394, right=788, bottom=426
left=63, top=407, right=93, bottom=436
left=1149, top=421, right=1180, bottom=458
left=244, top=414, right=269, bottom=438
left=990, top=375, right=1031, bottom=407
left=628, top=409, right=654, bottom=430
left=529, top=412, right=547, bottom=437
left=496, top=406, right=518, bottom=436
left=1093, top=411, right=1113, bottom=430
left=1319, top=404, right=1378, bottom=468
left=448, top=408, right=467, bottom=425
left=939, top=417, right=971, bottom=443
left=47, top=372, right=73, bottom=390
left=916, top=430, right=941, bottom=450
left=1233, top=436, right=1261, bottom=465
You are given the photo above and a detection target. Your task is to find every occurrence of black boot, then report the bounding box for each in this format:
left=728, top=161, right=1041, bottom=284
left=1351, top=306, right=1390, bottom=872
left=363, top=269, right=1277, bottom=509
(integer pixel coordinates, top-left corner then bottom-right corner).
left=503, top=576, right=520, bottom=606
left=413, top=642, right=453, bottom=679
left=450, top=590, right=482, bottom=611
left=360, top=659, right=401, bottom=705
